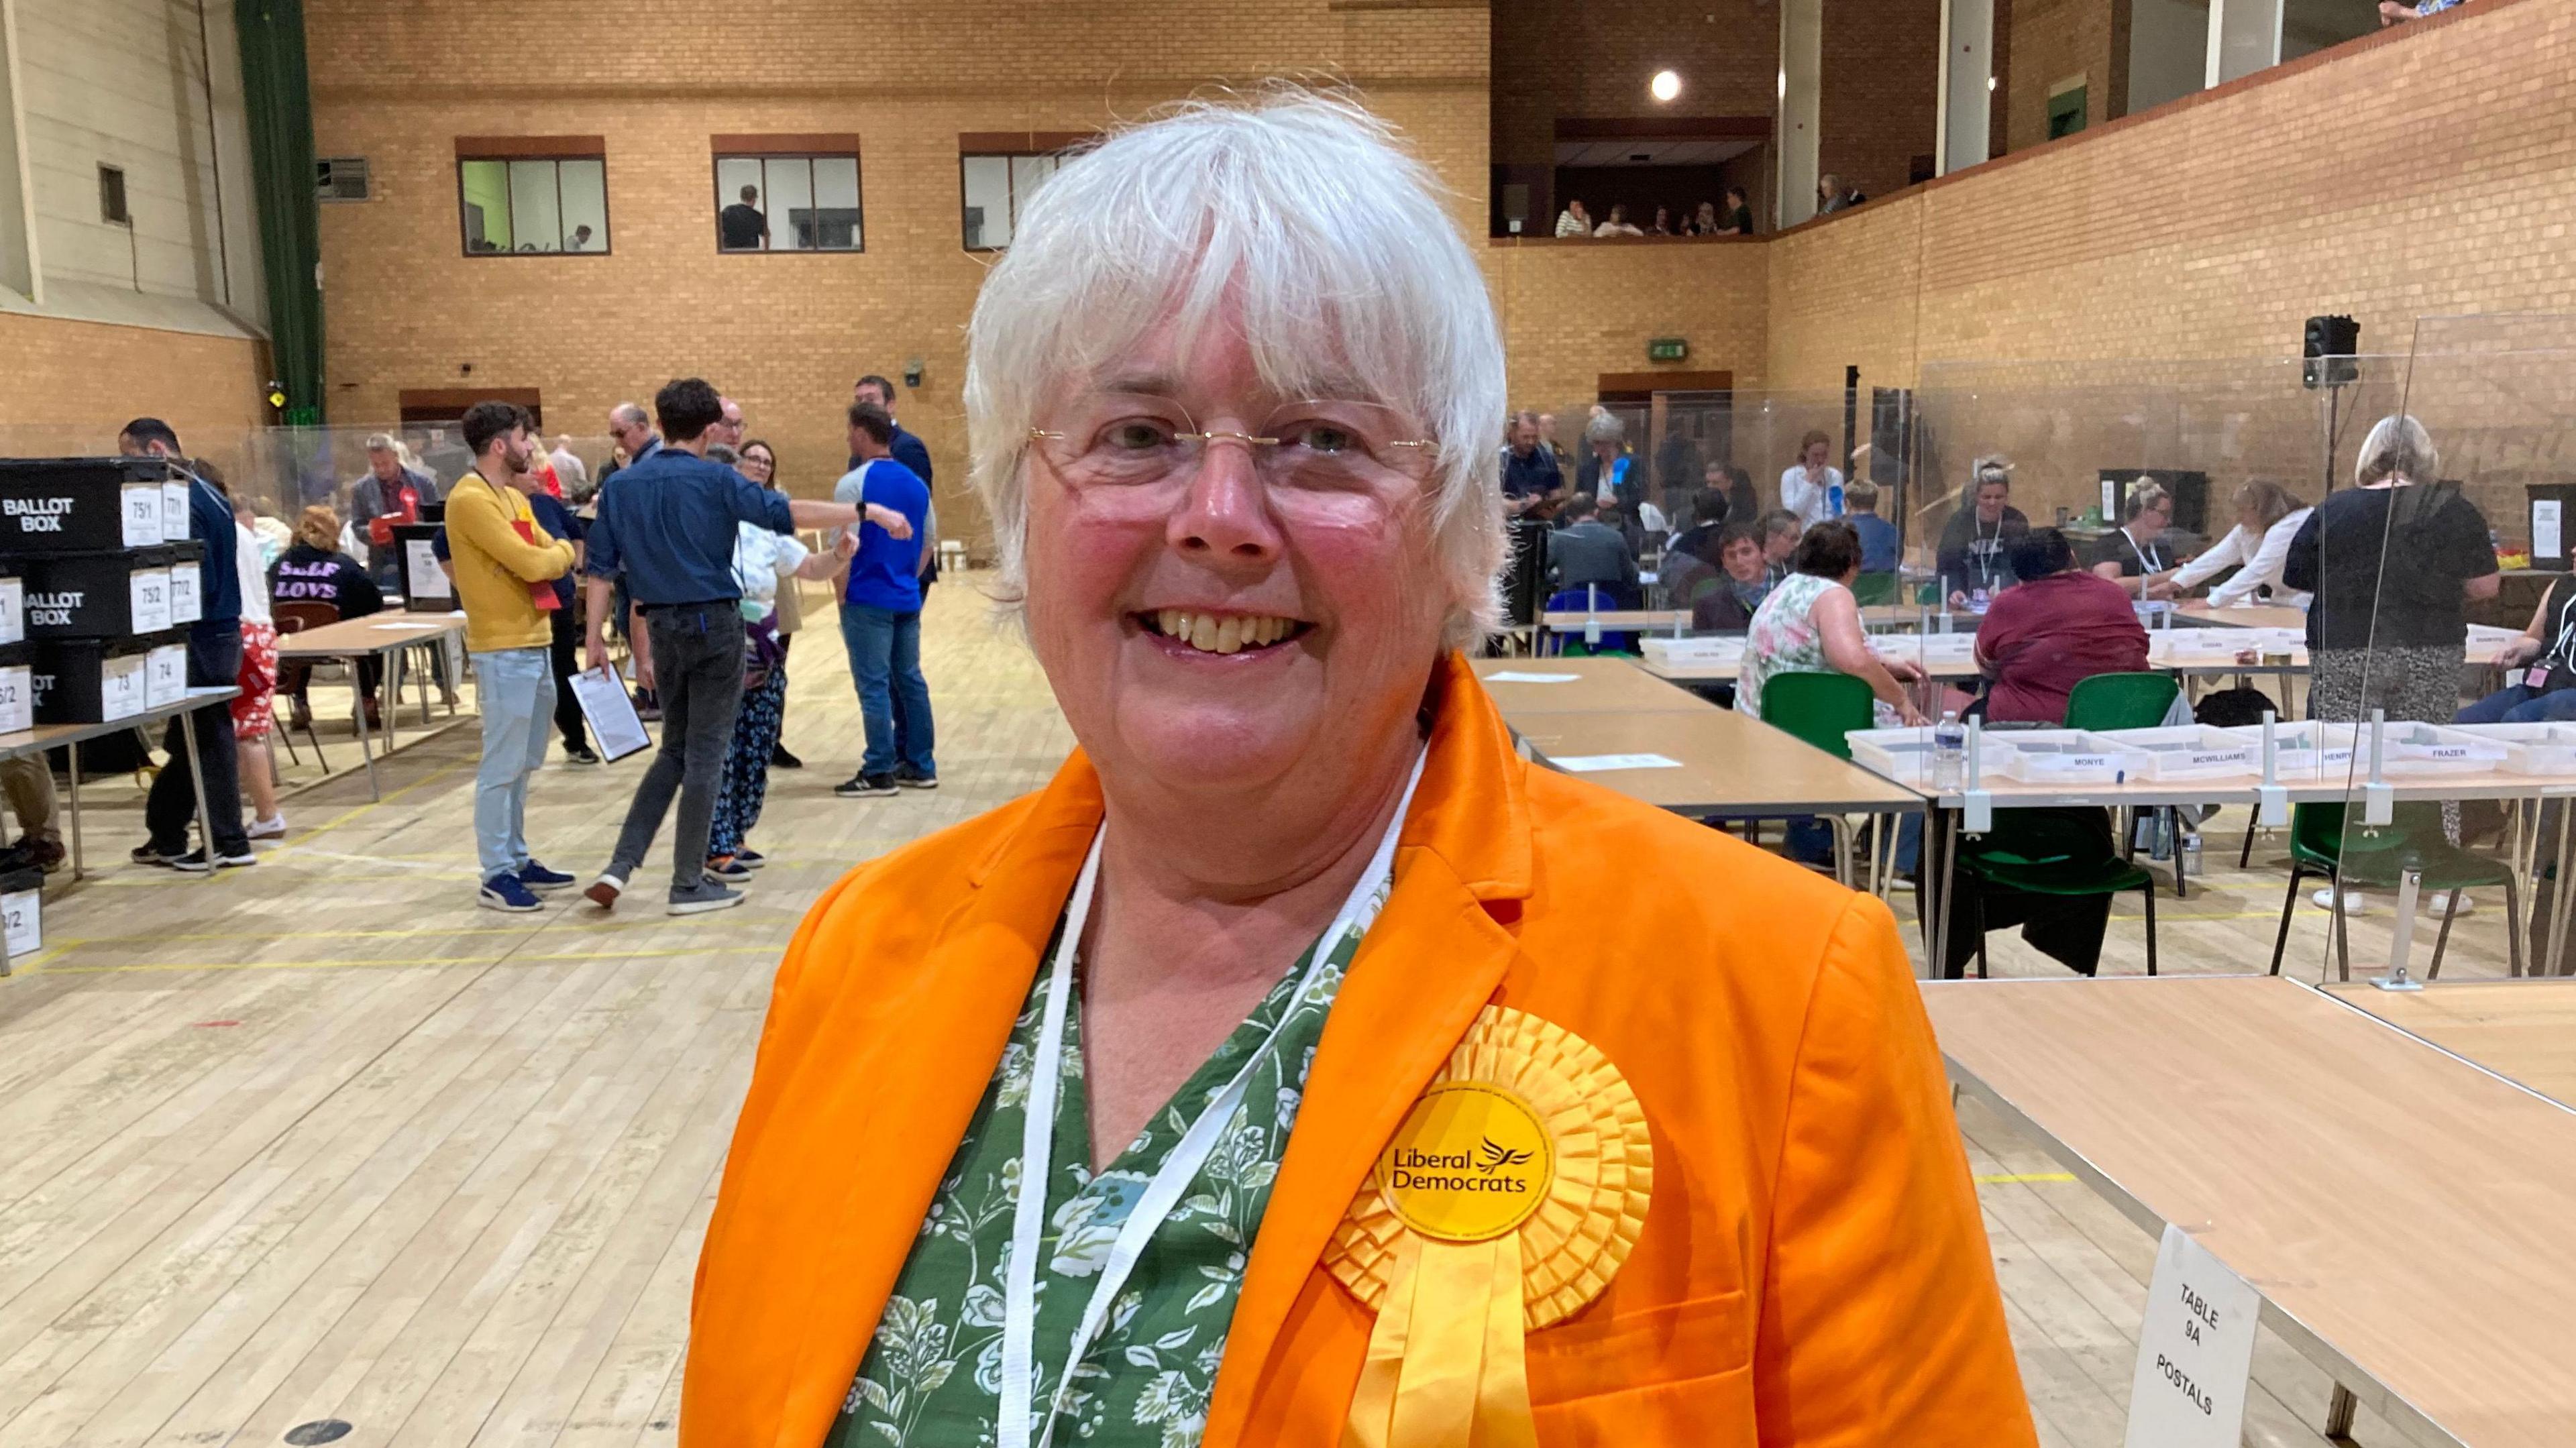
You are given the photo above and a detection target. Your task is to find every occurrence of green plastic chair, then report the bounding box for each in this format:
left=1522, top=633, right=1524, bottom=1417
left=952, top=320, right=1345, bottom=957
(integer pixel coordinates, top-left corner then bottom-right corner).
left=2065, top=672, right=2188, bottom=896
left=1851, top=572, right=1899, bottom=606
left=1754, top=672, right=1876, bottom=886
left=1760, top=671, right=1874, bottom=759
left=2268, top=802, right=2522, bottom=981
left=2064, top=672, right=2181, bottom=730
left=1956, top=809, right=2160, bottom=978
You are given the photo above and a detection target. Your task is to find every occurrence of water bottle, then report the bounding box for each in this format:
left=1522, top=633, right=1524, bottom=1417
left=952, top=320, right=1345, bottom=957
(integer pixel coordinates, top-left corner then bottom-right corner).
left=2182, top=832, right=2204, bottom=878
left=1931, top=710, right=1966, bottom=791
left=1827, top=480, right=1845, bottom=517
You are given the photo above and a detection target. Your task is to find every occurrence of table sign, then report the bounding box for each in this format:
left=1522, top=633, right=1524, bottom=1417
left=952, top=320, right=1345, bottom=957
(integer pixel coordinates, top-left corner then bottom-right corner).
left=2124, top=1223, right=2259, bottom=1448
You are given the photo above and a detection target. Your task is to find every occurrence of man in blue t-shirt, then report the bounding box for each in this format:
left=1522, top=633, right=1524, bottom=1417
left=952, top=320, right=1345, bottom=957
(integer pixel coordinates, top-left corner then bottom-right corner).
left=830, top=402, right=936, bottom=797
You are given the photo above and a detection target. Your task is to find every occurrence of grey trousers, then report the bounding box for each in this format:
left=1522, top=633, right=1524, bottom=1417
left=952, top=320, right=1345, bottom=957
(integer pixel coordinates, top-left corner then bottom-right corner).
left=2311, top=644, right=2465, bottom=840
left=607, top=606, right=747, bottom=893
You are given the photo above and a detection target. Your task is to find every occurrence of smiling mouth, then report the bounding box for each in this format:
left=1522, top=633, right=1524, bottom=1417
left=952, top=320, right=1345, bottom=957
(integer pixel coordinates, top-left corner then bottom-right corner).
left=1138, top=609, right=1311, bottom=656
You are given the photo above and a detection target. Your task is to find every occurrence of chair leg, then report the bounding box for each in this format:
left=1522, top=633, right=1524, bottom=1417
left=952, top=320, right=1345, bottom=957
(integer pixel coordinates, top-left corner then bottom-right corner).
left=2504, top=874, right=2526, bottom=979
left=2168, top=808, right=2187, bottom=900
left=2239, top=821, right=2258, bottom=871
left=2332, top=871, right=2353, bottom=983
left=2271, top=863, right=2306, bottom=976
left=2140, top=879, right=2159, bottom=977
left=2427, top=889, right=2461, bottom=981
left=1829, top=816, right=1854, bottom=889
left=1976, top=929, right=1989, bottom=979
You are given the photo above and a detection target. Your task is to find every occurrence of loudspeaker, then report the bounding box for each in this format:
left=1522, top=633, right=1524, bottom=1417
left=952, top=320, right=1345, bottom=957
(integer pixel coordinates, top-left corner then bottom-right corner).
left=2303, top=315, right=2360, bottom=390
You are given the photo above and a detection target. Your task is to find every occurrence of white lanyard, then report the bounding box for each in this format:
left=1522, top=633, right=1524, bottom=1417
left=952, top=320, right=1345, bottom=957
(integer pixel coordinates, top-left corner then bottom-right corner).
left=998, top=749, right=1428, bottom=1448
left=2125, top=529, right=2165, bottom=573
left=1970, top=516, right=2002, bottom=586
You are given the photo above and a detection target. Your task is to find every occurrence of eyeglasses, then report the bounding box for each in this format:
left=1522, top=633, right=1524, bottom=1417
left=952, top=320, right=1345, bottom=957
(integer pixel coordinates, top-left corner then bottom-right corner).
left=1028, top=394, right=1439, bottom=496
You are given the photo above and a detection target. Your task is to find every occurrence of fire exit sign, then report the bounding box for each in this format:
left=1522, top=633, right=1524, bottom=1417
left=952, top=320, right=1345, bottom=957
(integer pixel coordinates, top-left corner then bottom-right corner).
left=1648, top=337, right=1688, bottom=362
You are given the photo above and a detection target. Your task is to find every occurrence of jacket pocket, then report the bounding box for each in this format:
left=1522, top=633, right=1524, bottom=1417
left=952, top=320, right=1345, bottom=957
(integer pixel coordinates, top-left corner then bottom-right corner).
left=1530, top=1368, right=1757, bottom=1447
left=1525, top=1290, right=1750, bottom=1404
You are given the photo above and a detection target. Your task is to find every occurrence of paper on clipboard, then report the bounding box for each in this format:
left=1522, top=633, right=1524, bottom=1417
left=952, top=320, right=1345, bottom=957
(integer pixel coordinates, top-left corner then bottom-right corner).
left=569, top=668, right=651, bottom=762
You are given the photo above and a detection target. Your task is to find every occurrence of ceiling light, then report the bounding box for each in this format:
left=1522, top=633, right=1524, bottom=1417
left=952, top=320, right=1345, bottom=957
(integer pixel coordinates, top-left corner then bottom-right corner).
left=1651, top=70, right=1682, bottom=103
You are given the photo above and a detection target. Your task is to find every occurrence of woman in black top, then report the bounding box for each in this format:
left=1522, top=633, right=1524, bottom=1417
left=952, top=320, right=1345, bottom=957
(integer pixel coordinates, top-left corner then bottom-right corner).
left=270, top=504, right=386, bottom=729
left=1937, top=458, right=2031, bottom=606
left=2280, top=414, right=2498, bottom=727
left=2088, top=480, right=2174, bottom=596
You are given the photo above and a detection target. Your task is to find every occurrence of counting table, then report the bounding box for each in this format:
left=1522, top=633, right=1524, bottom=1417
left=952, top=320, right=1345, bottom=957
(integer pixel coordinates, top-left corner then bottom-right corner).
left=2327, top=977, right=2576, bottom=1107
left=274, top=611, right=470, bottom=797
left=1925, top=973, right=2576, bottom=1448
left=1470, top=657, right=1711, bottom=714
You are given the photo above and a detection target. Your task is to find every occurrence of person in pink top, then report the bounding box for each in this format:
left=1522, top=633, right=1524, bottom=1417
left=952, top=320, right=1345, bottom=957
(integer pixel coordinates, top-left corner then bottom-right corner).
left=1973, top=528, right=2150, bottom=724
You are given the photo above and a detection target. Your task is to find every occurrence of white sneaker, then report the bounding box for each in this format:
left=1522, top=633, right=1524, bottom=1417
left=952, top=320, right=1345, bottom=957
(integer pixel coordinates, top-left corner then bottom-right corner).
left=2312, top=885, right=2372, bottom=915
left=247, top=814, right=288, bottom=841
left=2424, top=890, right=2476, bottom=918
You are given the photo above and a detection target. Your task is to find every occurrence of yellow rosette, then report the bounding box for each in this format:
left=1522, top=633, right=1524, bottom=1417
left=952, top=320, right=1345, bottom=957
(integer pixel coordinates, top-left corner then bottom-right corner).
left=1324, top=1005, right=1653, bottom=1448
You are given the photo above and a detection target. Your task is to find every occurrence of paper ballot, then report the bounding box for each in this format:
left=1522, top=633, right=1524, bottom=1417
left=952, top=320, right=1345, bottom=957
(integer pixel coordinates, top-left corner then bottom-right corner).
left=570, top=667, right=652, bottom=763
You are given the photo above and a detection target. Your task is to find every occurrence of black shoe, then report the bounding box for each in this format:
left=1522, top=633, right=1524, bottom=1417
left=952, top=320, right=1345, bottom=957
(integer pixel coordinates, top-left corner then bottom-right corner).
left=893, top=763, right=939, bottom=791
left=835, top=772, right=900, bottom=797
left=771, top=743, right=804, bottom=769
left=564, top=744, right=602, bottom=766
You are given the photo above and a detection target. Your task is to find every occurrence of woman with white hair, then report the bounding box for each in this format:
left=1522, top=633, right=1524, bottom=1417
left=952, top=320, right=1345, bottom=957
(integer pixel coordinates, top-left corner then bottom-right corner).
left=2283, top=414, right=2498, bottom=724
left=685, top=91, right=2029, bottom=1448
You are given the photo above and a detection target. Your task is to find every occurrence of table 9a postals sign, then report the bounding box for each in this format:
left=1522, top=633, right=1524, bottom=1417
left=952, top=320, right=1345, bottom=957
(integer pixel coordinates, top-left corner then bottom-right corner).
left=2124, top=1224, right=2261, bottom=1448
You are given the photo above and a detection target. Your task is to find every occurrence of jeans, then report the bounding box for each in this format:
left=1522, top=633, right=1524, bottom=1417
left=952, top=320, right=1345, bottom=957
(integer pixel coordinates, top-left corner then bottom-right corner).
left=608, top=607, right=745, bottom=893
left=839, top=604, right=935, bottom=777
left=2456, top=682, right=2576, bottom=725
left=146, top=628, right=248, bottom=856
left=548, top=606, right=588, bottom=751
left=471, top=647, right=553, bottom=877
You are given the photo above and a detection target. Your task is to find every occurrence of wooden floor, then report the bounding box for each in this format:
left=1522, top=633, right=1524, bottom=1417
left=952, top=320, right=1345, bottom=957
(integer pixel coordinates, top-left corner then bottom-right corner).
left=0, top=582, right=2489, bottom=1447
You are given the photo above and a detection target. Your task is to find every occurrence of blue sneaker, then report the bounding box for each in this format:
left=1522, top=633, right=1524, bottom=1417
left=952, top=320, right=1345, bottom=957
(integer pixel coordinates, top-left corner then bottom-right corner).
left=703, top=855, right=753, bottom=884
left=518, top=860, right=577, bottom=893
left=479, top=872, right=544, bottom=912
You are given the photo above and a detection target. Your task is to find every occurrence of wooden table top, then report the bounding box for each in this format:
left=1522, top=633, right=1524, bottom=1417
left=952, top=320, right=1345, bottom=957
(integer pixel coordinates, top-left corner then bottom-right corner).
left=1511, top=706, right=1925, bottom=816
left=275, top=611, right=468, bottom=656
left=1925, top=974, right=2576, bottom=1448
left=1470, top=657, right=1715, bottom=715
left=2328, top=978, right=2576, bottom=1109
left=2175, top=600, right=2309, bottom=631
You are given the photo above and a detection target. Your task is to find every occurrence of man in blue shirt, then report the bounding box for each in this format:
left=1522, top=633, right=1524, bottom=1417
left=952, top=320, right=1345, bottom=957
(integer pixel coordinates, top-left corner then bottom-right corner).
left=832, top=402, right=936, bottom=797
left=117, top=418, right=253, bottom=871
left=579, top=378, right=868, bottom=914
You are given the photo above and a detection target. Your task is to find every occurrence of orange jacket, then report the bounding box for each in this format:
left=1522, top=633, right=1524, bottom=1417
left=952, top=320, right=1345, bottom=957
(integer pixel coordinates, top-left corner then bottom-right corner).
left=686, top=653, right=2034, bottom=1447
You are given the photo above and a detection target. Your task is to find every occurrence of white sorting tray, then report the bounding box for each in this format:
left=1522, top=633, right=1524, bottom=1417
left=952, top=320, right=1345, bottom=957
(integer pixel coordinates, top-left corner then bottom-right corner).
left=1846, top=725, right=2016, bottom=787
left=2093, top=724, right=2259, bottom=781
left=2220, top=720, right=2506, bottom=779
left=1992, top=730, right=2155, bottom=786
left=2443, top=722, right=2576, bottom=775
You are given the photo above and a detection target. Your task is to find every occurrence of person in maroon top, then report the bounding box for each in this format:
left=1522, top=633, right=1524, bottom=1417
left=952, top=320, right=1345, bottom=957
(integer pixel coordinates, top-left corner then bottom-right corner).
left=1974, top=528, right=2150, bottom=724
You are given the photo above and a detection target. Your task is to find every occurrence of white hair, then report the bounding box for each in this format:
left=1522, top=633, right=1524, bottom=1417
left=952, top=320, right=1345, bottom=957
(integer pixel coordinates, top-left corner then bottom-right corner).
left=2357, top=413, right=2438, bottom=486
left=963, top=88, right=1509, bottom=649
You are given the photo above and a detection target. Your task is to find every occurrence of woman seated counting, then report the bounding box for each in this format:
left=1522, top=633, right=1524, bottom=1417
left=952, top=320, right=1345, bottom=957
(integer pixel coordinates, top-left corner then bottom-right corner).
left=2145, top=479, right=2312, bottom=610
left=2089, top=480, right=2178, bottom=598
left=1936, top=457, right=2029, bottom=607
left=1687, top=524, right=1776, bottom=630
left=268, top=504, right=388, bottom=730
left=682, top=94, right=2031, bottom=1448
left=1974, top=528, right=2151, bottom=725
left=1735, top=520, right=1929, bottom=725
left=2459, top=569, right=2576, bottom=724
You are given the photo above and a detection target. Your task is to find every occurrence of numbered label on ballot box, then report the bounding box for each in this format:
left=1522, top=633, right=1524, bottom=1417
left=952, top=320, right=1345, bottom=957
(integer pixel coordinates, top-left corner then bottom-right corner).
left=2125, top=1224, right=2260, bottom=1448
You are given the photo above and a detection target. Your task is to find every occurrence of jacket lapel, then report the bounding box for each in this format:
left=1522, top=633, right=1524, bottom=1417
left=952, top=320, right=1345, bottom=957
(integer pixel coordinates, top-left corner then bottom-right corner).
left=1204, top=655, right=1536, bottom=1447
left=770, top=754, right=1106, bottom=1448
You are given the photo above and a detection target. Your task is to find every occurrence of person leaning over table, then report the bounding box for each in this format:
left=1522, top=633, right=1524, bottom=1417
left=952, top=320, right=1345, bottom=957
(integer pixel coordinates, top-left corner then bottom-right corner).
left=2145, top=478, right=2312, bottom=609
left=682, top=92, right=2033, bottom=1448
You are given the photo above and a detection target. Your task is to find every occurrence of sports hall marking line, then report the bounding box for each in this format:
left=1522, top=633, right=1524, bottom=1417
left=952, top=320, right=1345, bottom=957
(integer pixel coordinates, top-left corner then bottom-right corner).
left=28, top=944, right=790, bottom=975
left=1974, top=1172, right=2076, bottom=1185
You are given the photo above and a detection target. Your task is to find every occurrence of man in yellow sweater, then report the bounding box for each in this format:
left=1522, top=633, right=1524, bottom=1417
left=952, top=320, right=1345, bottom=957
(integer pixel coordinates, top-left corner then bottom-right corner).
left=447, top=400, right=580, bottom=911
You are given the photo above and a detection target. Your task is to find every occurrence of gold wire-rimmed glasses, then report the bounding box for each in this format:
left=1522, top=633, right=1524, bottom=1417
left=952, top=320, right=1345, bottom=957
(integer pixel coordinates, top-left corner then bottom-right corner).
left=1028, top=394, right=1440, bottom=492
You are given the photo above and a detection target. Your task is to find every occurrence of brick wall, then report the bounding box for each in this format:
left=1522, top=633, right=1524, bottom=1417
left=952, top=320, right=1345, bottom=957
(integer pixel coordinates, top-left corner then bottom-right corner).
left=306, top=0, right=1487, bottom=532
left=1489, top=237, right=1772, bottom=408
left=2004, top=0, right=2120, bottom=152
left=0, top=313, right=268, bottom=455
left=1819, top=0, right=1941, bottom=202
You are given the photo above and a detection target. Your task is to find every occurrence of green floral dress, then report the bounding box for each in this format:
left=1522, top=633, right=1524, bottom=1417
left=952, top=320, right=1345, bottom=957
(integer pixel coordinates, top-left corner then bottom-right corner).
left=826, top=882, right=1386, bottom=1448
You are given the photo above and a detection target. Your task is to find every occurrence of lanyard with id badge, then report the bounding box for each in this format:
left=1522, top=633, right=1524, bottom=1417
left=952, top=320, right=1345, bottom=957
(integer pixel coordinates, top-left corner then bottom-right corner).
left=2519, top=586, right=2576, bottom=692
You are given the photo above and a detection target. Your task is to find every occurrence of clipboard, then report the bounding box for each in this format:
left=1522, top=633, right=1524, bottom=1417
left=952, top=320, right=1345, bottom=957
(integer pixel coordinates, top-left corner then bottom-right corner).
left=568, top=667, right=652, bottom=763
